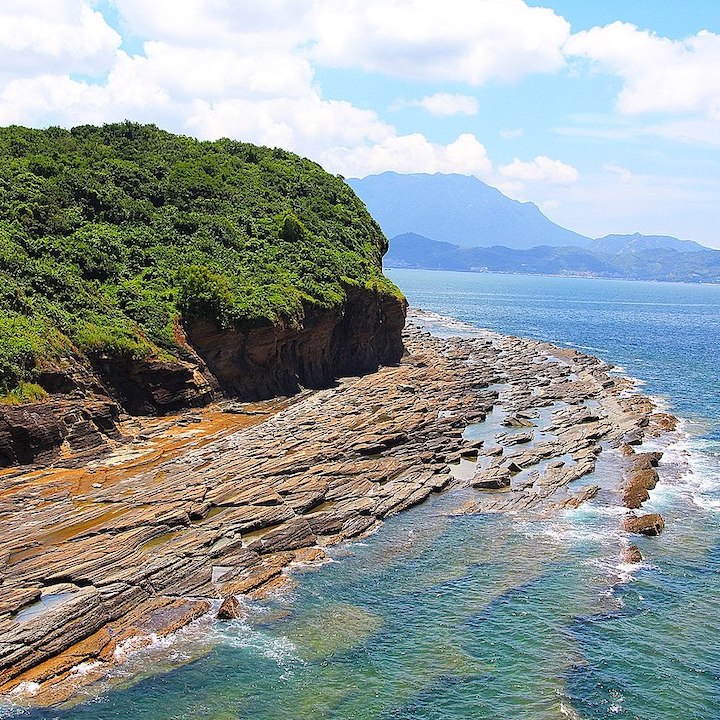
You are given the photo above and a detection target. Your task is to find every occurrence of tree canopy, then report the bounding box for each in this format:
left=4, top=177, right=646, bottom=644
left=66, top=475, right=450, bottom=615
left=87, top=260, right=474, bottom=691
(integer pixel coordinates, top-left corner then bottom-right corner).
left=0, top=122, right=400, bottom=395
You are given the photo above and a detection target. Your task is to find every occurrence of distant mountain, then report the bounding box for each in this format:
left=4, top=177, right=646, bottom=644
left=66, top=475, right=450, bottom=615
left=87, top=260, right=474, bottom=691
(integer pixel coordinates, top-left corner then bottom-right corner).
left=591, top=232, right=705, bottom=254
left=348, top=172, right=592, bottom=250
left=386, top=232, right=720, bottom=283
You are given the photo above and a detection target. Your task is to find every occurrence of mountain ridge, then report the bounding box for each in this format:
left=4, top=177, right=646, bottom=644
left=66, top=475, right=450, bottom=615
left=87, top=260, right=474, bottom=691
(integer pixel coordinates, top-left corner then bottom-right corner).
left=349, top=172, right=710, bottom=254
left=385, top=232, right=720, bottom=283
left=348, top=171, right=592, bottom=250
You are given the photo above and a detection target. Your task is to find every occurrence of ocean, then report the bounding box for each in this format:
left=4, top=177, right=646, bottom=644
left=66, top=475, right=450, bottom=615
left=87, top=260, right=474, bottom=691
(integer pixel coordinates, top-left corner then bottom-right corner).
left=9, top=269, right=720, bottom=720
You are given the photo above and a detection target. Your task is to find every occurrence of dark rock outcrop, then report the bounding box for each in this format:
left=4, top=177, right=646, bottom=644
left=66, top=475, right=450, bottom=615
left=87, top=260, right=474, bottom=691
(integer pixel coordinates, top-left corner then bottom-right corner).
left=0, top=398, right=120, bottom=467
left=186, top=286, right=406, bottom=400
left=623, top=513, right=665, bottom=536
left=94, top=356, right=214, bottom=415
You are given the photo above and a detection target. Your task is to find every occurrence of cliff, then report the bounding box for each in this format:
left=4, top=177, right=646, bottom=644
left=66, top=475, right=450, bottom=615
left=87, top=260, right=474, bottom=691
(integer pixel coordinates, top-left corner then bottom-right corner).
left=0, top=123, right=406, bottom=466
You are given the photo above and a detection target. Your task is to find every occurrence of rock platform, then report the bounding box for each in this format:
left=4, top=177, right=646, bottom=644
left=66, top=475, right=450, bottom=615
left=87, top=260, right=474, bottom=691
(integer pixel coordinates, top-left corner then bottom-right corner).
left=0, top=314, right=676, bottom=707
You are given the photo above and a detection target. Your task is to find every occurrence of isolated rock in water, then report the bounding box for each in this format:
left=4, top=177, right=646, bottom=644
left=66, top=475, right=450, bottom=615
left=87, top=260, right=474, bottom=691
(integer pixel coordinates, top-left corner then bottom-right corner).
left=622, top=466, right=660, bottom=509
left=503, top=415, right=536, bottom=428
left=217, top=595, right=244, bottom=620
left=623, top=513, right=665, bottom=536
left=622, top=545, right=643, bottom=564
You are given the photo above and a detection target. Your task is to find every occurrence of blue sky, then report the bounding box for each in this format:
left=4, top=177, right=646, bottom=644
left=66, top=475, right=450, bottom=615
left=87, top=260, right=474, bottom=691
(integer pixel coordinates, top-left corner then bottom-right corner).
left=2, top=1, right=720, bottom=247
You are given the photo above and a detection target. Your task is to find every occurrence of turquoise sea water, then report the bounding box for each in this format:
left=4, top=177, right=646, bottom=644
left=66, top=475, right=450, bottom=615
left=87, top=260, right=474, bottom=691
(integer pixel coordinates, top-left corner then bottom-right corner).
left=8, top=270, right=720, bottom=720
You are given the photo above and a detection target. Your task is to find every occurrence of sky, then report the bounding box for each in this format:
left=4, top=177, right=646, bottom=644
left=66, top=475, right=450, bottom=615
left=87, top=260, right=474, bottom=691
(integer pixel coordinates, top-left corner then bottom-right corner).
left=2, top=2, right=720, bottom=248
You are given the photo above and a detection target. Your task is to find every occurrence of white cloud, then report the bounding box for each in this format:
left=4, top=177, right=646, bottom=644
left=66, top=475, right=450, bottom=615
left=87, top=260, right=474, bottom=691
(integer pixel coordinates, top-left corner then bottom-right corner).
left=135, top=41, right=315, bottom=101
left=499, top=155, right=579, bottom=184
left=310, top=0, right=569, bottom=83
left=0, top=0, right=579, bottom=204
left=565, top=22, right=720, bottom=118
left=186, top=97, right=393, bottom=158
left=322, top=132, right=494, bottom=180
left=415, top=93, right=479, bottom=116
left=0, top=1, right=120, bottom=78
left=114, top=0, right=569, bottom=85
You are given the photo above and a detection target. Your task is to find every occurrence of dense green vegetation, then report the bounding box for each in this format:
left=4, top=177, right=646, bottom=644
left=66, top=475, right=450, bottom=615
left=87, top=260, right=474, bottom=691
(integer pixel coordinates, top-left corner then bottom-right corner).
left=0, top=122, right=399, bottom=395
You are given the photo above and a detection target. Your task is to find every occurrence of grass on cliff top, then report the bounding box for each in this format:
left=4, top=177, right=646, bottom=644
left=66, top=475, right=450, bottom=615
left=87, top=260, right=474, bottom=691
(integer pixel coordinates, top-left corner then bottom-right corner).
left=0, top=122, right=402, bottom=395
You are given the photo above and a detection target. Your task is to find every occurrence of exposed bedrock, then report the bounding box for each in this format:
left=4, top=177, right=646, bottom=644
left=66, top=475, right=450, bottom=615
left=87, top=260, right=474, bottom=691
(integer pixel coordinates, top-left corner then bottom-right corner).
left=0, top=398, right=120, bottom=468
left=93, top=356, right=215, bottom=416
left=186, top=286, right=407, bottom=400
left=622, top=451, right=663, bottom=509
left=0, top=288, right=406, bottom=467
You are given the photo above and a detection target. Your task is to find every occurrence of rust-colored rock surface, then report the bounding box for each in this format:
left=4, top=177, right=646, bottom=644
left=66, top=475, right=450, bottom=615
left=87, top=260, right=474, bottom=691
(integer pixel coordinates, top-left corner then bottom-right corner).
left=0, top=287, right=406, bottom=469
left=0, top=313, right=675, bottom=707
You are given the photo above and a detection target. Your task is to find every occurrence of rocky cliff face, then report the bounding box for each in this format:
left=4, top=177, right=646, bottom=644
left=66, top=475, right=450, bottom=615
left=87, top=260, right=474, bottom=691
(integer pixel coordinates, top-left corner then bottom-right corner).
left=0, top=286, right=406, bottom=467
left=187, top=286, right=406, bottom=400
left=0, top=398, right=120, bottom=467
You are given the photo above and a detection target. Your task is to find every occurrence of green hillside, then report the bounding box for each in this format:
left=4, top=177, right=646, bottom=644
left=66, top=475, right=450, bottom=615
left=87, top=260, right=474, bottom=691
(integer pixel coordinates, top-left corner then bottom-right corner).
left=0, top=122, right=399, bottom=397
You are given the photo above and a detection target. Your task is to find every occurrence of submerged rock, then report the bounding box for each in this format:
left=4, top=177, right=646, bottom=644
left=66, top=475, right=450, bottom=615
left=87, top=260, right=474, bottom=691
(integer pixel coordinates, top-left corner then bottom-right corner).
left=622, top=545, right=644, bottom=564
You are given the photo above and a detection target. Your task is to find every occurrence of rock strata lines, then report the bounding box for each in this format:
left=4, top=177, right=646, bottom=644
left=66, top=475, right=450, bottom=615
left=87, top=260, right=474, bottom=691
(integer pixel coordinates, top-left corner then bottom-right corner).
left=0, top=316, right=676, bottom=707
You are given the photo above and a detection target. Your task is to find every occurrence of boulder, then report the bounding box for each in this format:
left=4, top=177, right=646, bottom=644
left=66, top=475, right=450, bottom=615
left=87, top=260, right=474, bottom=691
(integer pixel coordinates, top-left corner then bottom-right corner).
left=622, top=467, right=660, bottom=509
left=621, top=545, right=643, bottom=564
left=217, top=595, right=244, bottom=620
left=623, top=513, right=665, bottom=536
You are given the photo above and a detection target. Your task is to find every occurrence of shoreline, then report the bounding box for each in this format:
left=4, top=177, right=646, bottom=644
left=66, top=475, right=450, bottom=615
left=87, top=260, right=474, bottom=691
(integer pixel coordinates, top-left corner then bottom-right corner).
left=0, top=311, right=679, bottom=710
left=384, top=265, right=720, bottom=287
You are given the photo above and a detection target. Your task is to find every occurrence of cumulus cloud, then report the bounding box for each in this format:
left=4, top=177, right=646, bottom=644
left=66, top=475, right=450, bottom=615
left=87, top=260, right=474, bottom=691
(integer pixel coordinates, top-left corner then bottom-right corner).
left=415, top=93, right=479, bottom=116
left=565, top=22, right=720, bottom=118
left=499, top=155, right=579, bottom=184
left=310, top=0, right=569, bottom=83
left=0, top=0, right=578, bottom=186
left=393, top=93, right=479, bottom=116
left=186, top=97, right=393, bottom=159
left=112, top=0, right=569, bottom=85
left=321, top=133, right=494, bottom=180
left=0, top=1, right=120, bottom=78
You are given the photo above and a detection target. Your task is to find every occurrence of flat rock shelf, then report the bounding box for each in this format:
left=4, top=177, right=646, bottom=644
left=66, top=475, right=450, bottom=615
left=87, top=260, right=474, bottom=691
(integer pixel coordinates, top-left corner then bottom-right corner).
left=0, top=313, right=677, bottom=708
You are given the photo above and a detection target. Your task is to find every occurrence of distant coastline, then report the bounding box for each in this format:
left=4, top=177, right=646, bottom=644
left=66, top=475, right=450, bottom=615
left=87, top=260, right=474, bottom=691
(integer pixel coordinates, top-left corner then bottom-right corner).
left=384, top=263, right=720, bottom=286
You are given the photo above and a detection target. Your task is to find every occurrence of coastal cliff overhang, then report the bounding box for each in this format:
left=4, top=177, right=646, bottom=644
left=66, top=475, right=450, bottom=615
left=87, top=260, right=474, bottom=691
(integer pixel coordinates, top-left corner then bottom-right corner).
left=184, top=284, right=407, bottom=401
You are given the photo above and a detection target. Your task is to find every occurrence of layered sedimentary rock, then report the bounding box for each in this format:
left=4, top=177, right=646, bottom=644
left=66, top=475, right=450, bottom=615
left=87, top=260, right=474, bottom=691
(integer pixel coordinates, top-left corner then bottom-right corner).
left=186, top=286, right=406, bottom=400
left=0, top=315, right=676, bottom=707
left=0, top=287, right=406, bottom=468
left=0, top=399, right=120, bottom=467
